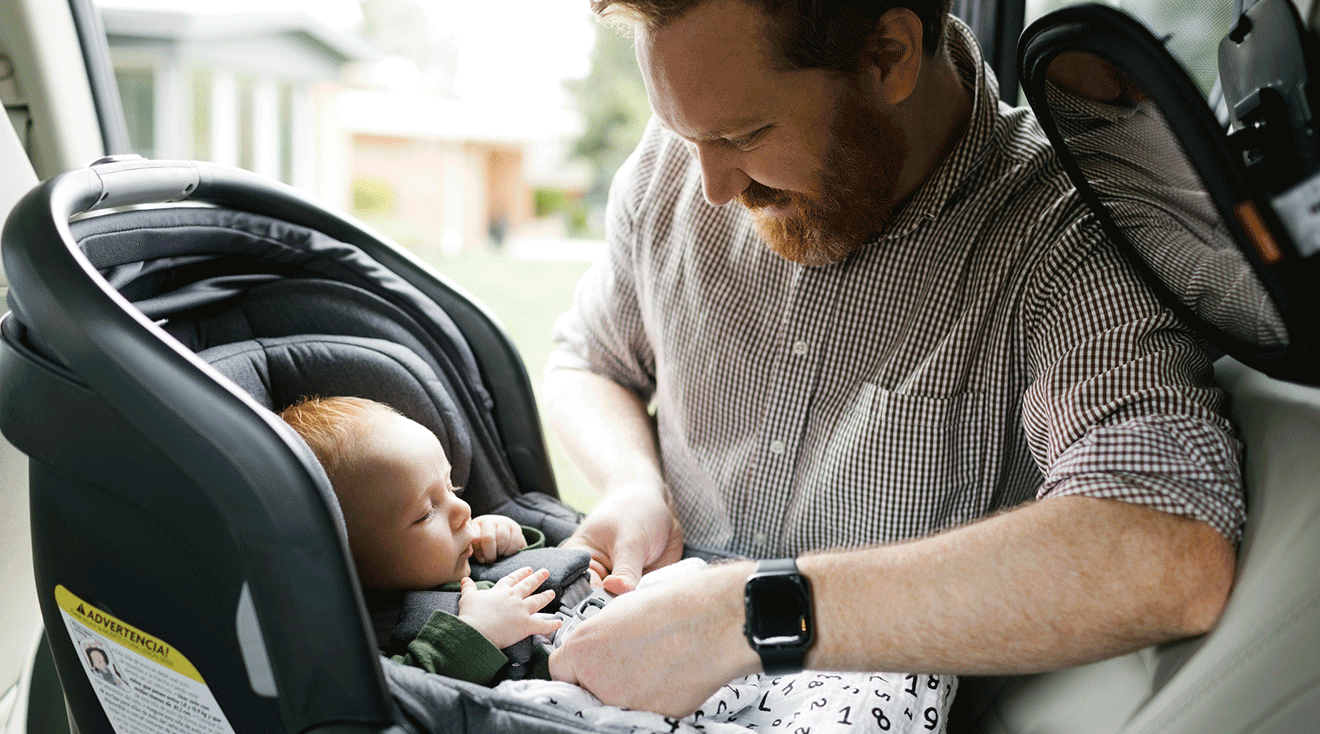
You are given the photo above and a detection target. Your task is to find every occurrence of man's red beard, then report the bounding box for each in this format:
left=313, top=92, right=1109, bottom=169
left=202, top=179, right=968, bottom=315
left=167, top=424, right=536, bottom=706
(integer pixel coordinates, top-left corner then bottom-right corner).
left=737, top=89, right=907, bottom=267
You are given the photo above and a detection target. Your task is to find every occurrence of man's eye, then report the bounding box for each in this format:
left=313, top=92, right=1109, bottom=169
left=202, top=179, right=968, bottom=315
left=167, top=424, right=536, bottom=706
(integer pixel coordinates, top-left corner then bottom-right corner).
left=730, top=127, right=770, bottom=149
left=413, top=507, right=434, bottom=525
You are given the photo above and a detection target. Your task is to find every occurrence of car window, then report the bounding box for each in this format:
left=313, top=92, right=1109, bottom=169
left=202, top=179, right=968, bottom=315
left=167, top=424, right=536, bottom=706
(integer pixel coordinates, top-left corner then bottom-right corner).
left=1024, top=0, right=1235, bottom=98
left=88, top=0, right=637, bottom=513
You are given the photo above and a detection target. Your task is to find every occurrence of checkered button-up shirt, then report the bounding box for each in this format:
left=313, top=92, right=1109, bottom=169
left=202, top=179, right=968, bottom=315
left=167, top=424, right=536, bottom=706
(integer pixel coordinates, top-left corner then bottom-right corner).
left=548, top=17, right=1245, bottom=558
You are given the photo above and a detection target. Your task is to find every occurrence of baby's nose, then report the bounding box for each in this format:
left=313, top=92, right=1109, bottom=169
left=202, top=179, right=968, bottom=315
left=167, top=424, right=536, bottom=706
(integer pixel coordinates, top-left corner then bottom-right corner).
left=451, top=497, right=472, bottom=528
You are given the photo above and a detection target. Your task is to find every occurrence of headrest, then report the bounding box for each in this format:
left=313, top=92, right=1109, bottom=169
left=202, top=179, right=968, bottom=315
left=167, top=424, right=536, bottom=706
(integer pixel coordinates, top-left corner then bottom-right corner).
left=198, top=334, right=473, bottom=491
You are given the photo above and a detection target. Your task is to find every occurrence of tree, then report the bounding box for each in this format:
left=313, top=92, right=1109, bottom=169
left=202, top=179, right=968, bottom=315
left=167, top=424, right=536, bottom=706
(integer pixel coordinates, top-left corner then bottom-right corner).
left=565, top=24, right=652, bottom=210
left=358, top=0, right=460, bottom=97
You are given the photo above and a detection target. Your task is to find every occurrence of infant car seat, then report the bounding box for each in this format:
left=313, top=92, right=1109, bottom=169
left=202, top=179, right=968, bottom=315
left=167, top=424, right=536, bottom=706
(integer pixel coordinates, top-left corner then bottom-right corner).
left=0, top=156, right=607, bottom=733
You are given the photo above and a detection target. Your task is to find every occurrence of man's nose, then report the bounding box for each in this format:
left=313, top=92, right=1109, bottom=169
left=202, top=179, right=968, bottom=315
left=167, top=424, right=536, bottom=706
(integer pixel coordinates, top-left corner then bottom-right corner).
left=695, top=143, right=751, bottom=207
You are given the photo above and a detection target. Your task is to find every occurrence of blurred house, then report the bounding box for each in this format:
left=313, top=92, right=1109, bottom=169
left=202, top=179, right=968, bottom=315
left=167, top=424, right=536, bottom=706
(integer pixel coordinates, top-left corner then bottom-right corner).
left=100, top=6, right=375, bottom=207
left=337, top=88, right=584, bottom=260
left=99, top=4, right=588, bottom=260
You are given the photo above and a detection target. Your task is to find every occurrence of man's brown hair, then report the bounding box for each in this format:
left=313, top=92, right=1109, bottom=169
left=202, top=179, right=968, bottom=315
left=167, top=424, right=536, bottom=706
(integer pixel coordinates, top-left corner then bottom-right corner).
left=590, top=0, right=955, bottom=70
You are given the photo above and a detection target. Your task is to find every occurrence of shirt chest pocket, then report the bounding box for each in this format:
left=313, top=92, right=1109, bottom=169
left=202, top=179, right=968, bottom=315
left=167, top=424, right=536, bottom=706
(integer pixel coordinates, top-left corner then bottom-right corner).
left=786, top=384, right=992, bottom=551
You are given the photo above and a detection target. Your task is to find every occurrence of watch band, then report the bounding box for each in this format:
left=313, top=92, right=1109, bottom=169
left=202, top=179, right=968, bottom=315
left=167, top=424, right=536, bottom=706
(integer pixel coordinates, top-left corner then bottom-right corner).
left=758, top=644, right=808, bottom=677
left=755, top=557, right=799, bottom=575
left=758, top=558, right=805, bottom=676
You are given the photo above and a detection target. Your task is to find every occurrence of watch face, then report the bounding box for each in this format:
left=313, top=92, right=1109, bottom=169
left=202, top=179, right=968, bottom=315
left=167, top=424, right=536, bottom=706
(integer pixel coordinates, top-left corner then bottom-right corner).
left=746, top=574, right=812, bottom=648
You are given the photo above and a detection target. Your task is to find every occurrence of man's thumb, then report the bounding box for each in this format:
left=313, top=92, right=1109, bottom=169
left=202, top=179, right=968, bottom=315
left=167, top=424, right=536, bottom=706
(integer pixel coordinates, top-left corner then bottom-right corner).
left=602, top=544, right=644, bottom=594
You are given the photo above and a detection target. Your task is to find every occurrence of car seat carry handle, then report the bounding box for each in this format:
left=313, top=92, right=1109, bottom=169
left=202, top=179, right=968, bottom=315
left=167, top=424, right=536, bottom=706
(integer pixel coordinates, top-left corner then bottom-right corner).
left=48, top=155, right=448, bottom=288
left=71, top=156, right=460, bottom=304
left=3, top=166, right=401, bottom=731
left=80, top=155, right=202, bottom=209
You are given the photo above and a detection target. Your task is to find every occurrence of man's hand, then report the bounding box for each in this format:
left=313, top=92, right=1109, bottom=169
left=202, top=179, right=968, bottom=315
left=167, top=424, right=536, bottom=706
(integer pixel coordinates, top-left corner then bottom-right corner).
left=549, top=561, right=758, bottom=716
left=470, top=514, right=527, bottom=563
left=561, top=482, right=685, bottom=594
left=542, top=368, right=681, bottom=592
left=458, top=567, right=562, bottom=649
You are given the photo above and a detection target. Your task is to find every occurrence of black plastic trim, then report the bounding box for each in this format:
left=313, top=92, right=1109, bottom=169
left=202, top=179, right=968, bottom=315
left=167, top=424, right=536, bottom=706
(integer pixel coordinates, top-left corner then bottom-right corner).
left=66, top=0, right=130, bottom=156
left=954, top=0, right=1025, bottom=103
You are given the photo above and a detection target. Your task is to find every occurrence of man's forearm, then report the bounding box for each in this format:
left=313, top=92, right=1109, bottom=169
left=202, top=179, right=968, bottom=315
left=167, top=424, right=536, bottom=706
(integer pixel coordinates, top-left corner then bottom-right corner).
left=799, top=496, right=1236, bottom=674
left=542, top=367, right=665, bottom=496
left=552, top=496, right=1236, bottom=715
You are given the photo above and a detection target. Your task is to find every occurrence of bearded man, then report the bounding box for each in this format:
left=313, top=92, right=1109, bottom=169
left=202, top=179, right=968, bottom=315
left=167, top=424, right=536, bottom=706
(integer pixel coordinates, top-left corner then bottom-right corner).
left=543, top=0, right=1244, bottom=720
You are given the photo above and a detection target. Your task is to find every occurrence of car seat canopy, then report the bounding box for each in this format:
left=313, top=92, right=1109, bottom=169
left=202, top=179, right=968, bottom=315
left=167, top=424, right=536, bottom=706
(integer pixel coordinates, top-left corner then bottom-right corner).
left=68, top=205, right=518, bottom=513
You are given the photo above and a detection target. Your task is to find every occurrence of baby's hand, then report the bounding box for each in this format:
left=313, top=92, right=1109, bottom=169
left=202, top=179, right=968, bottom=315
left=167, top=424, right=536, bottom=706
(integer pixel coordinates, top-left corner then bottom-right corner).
left=470, top=514, right=527, bottom=563
left=457, top=567, right=562, bottom=649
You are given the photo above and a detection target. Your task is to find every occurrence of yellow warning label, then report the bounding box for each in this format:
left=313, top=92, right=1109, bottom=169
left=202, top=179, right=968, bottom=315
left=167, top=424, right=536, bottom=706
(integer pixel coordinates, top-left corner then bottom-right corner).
left=55, top=585, right=205, bottom=685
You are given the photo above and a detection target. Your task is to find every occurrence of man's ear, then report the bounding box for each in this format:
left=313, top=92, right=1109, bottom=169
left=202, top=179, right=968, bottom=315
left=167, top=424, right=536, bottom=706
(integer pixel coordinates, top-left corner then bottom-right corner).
left=864, top=7, right=924, bottom=106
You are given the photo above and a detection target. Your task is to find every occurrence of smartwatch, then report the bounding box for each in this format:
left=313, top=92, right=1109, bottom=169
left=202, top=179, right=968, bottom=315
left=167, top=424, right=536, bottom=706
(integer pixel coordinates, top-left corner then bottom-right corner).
left=743, top=558, right=815, bottom=675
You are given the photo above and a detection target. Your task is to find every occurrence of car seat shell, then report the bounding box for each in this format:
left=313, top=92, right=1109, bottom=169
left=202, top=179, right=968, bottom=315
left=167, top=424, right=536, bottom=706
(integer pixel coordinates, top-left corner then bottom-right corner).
left=0, top=159, right=585, bottom=733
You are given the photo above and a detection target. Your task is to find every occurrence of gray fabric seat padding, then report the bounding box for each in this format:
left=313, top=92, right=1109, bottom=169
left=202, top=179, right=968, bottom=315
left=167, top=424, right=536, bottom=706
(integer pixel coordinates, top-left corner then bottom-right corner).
left=162, top=279, right=474, bottom=411
left=198, top=334, right=473, bottom=492
left=383, top=657, right=607, bottom=734
left=174, top=283, right=517, bottom=516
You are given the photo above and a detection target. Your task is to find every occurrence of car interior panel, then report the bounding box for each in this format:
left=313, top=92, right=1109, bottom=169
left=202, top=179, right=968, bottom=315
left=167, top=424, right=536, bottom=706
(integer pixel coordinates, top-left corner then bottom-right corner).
left=0, top=12, right=53, bottom=734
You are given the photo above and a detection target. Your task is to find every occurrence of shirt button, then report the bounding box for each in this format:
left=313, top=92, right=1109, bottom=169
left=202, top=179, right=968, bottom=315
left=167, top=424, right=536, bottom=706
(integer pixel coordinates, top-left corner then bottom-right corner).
left=791, top=340, right=809, bottom=355
left=753, top=531, right=768, bottom=547
left=769, top=440, right=786, bottom=455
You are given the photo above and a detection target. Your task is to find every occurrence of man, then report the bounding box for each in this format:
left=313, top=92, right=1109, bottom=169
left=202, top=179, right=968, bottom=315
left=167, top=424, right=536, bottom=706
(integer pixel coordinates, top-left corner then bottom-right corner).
left=544, top=0, right=1244, bottom=719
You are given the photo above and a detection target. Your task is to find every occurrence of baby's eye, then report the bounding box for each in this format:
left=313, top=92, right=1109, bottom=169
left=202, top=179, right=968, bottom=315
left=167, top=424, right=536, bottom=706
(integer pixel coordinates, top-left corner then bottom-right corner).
left=412, top=506, right=435, bottom=525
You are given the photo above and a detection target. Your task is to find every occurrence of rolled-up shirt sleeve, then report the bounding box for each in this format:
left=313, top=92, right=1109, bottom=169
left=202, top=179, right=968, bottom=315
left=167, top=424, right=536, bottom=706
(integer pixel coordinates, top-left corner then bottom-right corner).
left=1022, top=219, right=1246, bottom=542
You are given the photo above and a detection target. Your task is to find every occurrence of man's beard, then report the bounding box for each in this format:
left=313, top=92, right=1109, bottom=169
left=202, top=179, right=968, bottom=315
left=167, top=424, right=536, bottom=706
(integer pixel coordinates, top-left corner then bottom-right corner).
left=737, top=90, right=907, bottom=267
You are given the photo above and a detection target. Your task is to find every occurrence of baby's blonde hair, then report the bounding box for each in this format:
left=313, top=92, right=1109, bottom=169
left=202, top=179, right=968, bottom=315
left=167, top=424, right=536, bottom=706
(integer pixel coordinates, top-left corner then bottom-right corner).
left=279, top=396, right=400, bottom=482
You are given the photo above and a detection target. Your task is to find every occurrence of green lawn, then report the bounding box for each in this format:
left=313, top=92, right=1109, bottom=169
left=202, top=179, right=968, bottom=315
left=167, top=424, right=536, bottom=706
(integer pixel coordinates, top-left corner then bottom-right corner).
left=425, top=248, right=600, bottom=514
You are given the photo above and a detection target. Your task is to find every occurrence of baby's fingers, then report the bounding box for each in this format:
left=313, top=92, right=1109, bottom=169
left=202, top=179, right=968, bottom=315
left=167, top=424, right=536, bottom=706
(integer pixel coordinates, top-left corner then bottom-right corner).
left=525, top=588, right=557, bottom=613
left=493, top=521, right=514, bottom=556
left=514, top=568, right=552, bottom=596
left=475, top=528, right=499, bottom=563
left=528, top=612, right=562, bottom=637
left=495, top=566, right=536, bottom=589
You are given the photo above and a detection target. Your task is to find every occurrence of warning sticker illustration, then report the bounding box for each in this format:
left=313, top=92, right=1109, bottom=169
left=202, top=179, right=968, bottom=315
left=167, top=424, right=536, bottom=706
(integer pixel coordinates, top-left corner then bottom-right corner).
left=55, top=585, right=236, bottom=734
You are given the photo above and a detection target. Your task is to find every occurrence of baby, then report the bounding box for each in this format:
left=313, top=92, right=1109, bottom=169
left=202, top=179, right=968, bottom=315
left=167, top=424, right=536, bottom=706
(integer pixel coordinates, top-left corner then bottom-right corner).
left=279, top=396, right=561, bottom=682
